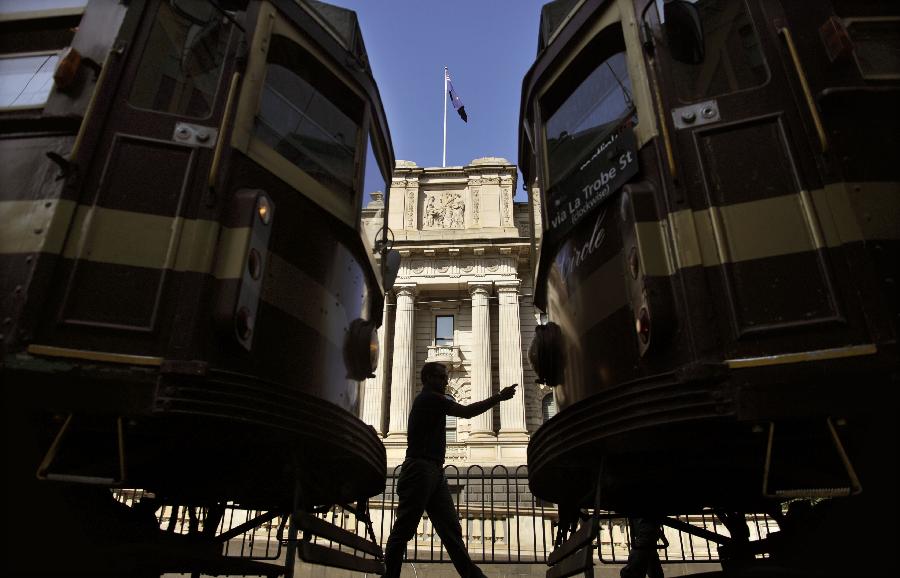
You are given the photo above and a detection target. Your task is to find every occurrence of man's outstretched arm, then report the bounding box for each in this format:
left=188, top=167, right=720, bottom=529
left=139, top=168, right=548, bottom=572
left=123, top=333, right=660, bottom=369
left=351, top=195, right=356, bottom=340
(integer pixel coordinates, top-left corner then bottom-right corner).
left=446, top=384, right=518, bottom=419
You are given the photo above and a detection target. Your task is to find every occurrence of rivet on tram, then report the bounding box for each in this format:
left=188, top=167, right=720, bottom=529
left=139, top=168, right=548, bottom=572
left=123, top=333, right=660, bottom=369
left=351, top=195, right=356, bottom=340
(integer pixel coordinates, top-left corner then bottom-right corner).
left=345, top=318, right=379, bottom=380
left=628, top=246, right=640, bottom=279
left=636, top=307, right=651, bottom=344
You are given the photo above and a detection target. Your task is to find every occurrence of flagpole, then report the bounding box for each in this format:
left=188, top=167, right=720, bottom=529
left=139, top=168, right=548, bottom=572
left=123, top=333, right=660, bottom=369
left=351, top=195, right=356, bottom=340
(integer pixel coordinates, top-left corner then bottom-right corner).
left=442, top=66, right=448, bottom=167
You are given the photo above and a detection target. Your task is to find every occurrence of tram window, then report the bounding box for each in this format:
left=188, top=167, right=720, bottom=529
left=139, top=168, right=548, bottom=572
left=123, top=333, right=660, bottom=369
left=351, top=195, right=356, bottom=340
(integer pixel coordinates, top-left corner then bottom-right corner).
left=0, top=6, right=82, bottom=111
left=361, top=132, right=387, bottom=264
left=542, top=27, right=634, bottom=188
left=668, top=0, right=768, bottom=103
left=0, top=15, right=81, bottom=55
left=845, top=19, right=900, bottom=79
left=128, top=0, right=230, bottom=118
left=362, top=132, right=387, bottom=208
left=0, top=54, right=59, bottom=109
left=253, top=34, right=362, bottom=200
left=0, top=0, right=87, bottom=16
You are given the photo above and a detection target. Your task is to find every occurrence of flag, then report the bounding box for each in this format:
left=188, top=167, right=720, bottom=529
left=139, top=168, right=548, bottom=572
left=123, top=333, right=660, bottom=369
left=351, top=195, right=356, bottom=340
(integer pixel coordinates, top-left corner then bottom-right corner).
left=446, top=69, right=468, bottom=123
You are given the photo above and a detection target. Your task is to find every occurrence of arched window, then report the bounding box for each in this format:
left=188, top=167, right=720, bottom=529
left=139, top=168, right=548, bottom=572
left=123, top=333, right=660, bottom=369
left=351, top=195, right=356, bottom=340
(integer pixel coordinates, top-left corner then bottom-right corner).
left=542, top=393, right=558, bottom=422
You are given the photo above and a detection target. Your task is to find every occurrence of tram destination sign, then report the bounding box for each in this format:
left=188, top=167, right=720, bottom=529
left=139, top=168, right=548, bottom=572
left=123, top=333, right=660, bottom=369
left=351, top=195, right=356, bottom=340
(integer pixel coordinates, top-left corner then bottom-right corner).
left=546, top=125, right=638, bottom=242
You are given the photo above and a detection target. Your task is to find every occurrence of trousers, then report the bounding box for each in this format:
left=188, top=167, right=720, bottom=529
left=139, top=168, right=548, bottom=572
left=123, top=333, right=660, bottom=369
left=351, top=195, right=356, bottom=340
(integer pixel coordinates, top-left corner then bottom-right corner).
left=382, top=458, right=485, bottom=578
left=620, top=517, right=664, bottom=578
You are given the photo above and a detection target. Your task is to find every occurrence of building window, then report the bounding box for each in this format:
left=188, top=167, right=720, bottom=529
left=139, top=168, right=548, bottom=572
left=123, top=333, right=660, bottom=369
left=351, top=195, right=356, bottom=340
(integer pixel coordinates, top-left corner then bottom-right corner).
left=542, top=393, right=558, bottom=422
left=0, top=54, right=59, bottom=109
left=435, top=315, right=454, bottom=346
left=445, top=393, right=458, bottom=442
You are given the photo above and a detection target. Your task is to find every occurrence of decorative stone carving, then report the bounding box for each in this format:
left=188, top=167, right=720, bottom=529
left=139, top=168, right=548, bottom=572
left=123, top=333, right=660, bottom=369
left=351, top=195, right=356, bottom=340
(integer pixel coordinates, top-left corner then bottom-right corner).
left=446, top=445, right=467, bottom=462
left=501, top=186, right=512, bottom=226
left=423, top=192, right=465, bottom=229
left=426, top=344, right=463, bottom=368
left=406, top=189, right=416, bottom=229
left=471, top=189, right=480, bottom=225
left=470, top=156, right=510, bottom=165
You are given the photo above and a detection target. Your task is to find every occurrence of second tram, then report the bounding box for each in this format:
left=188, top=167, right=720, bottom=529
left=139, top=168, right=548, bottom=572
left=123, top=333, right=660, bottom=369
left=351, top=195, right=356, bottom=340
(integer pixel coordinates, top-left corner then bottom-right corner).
left=520, top=0, right=898, bottom=575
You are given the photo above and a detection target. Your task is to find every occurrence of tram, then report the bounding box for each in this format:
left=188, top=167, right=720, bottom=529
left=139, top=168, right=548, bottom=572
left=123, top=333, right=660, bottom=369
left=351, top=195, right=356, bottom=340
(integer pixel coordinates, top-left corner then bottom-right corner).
left=1, top=0, right=396, bottom=575
left=520, top=0, right=898, bottom=574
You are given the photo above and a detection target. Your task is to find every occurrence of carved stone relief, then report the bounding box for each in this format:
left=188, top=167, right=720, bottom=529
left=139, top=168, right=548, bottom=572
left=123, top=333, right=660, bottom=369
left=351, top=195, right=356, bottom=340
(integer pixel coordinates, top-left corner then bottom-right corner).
left=397, top=256, right=517, bottom=280
left=471, top=188, right=480, bottom=225
left=423, top=192, right=465, bottom=229
left=501, top=186, right=512, bottom=225
left=406, top=189, right=415, bottom=229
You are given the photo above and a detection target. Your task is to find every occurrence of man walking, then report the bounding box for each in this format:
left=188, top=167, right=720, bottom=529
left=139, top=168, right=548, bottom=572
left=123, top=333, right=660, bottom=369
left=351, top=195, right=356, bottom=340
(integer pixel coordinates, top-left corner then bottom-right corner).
left=382, top=361, right=517, bottom=578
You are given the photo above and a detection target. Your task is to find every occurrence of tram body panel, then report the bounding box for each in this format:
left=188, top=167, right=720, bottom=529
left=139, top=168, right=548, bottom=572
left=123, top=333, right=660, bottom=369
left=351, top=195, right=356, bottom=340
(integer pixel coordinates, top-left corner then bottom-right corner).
left=521, top=0, right=899, bottom=516
left=1, top=0, right=393, bottom=515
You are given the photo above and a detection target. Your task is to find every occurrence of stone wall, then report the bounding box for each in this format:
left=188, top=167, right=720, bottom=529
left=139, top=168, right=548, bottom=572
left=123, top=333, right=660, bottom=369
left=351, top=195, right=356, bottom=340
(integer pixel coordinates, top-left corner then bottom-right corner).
left=361, top=158, right=552, bottom=468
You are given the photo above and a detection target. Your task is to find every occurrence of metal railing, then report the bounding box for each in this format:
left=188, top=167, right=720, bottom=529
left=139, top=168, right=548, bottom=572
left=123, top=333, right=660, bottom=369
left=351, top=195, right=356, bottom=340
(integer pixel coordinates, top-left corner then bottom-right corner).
left=113, top=465, right=779, bottom=566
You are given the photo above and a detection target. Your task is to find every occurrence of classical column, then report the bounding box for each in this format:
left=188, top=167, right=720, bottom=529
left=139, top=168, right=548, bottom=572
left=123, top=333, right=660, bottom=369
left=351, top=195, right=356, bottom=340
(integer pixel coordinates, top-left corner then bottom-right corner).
left=361, top=294, right=391, bottom=436
left=497, top=281, right=528, bottom=437
left=468, top=282, right=494, bottom=438
left=386, top=285, right=416, bottom=438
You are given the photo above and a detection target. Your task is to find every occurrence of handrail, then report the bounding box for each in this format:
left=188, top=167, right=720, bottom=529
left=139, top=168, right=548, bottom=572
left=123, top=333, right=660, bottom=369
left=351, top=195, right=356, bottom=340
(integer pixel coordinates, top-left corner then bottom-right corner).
left=778, top=26, right=829, bottom=153
left=209, top=71, right=242, bottom=189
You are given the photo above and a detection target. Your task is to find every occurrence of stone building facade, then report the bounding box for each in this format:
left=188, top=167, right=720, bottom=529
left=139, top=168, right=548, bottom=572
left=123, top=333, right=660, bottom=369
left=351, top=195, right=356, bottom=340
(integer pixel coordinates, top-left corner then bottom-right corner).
left=361, top=157, right=555, bottom=467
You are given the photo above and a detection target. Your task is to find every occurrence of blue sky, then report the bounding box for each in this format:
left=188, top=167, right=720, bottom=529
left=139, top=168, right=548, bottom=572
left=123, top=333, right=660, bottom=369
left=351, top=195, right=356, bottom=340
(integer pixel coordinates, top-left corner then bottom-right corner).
left=330, top=0, right=549, bottom=201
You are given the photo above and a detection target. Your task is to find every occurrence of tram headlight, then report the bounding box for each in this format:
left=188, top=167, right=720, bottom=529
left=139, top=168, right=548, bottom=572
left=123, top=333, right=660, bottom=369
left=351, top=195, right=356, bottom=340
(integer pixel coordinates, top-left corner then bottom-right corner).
left=257, top=195, right=272, bottom=225
left=345, top=318, right=378, bottom=380
left=214, top=189, right=275, bottom=351
left=528, top=321, right=565, bottom=387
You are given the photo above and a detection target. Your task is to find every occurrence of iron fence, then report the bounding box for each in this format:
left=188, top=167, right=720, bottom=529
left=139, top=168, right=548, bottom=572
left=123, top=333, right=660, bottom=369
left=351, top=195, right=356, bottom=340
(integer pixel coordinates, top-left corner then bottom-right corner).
left=113, top=464, right=779, bottom=566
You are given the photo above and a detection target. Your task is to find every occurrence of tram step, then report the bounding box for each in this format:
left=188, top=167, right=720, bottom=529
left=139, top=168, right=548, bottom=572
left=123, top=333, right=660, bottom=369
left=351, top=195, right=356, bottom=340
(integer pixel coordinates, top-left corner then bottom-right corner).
left=298, top=541, right=384, bottom=574
left=547, top=517, right=598, bottom=578
left=547, top=517, right=596, bottom=565
left=546, top=545, right=593, bottom=578
left=296, top=513, right=382, bottom=557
